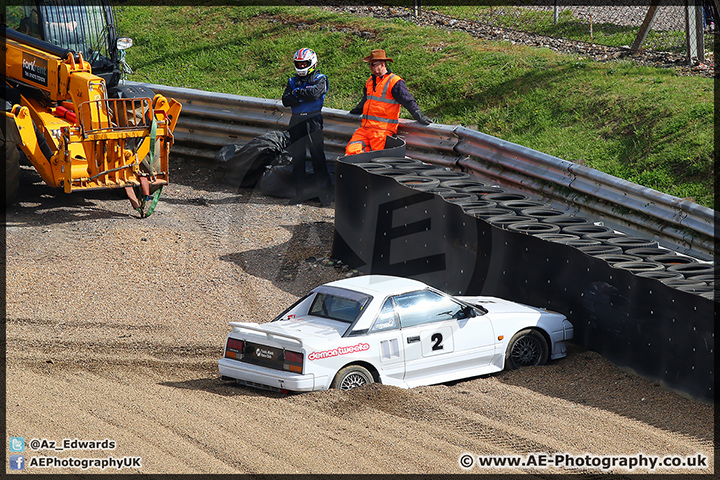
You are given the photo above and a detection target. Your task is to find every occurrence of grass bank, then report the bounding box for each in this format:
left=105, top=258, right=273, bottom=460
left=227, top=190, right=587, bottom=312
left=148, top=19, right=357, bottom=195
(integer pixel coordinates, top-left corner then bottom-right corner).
left=116, top=4, right=714, bottom=208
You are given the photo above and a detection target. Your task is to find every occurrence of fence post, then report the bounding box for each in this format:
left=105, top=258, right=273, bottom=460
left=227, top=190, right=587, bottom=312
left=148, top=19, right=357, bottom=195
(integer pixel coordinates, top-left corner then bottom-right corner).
left=685, top=2, right=704, bottom=64
left=631, top=0, right=661, bottom=52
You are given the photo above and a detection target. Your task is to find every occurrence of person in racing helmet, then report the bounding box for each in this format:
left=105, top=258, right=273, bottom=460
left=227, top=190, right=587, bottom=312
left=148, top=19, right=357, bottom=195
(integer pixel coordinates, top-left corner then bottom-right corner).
left=281, top=48, right=333, bottom=206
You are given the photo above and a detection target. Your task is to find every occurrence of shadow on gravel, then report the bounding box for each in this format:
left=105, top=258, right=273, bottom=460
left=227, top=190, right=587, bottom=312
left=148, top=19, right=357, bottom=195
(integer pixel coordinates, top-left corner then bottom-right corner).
left=8, top=176, right=132, bottom=225
left=160, top=377, right=289, bottom=399
left=220, top=220, right=339, bottom=297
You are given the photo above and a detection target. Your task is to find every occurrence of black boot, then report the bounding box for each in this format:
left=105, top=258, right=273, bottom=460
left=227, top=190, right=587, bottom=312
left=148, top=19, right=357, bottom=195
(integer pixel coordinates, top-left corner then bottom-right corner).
left=319, top=188, right=335, bottom=207
left=288, top=189, right=305, bottom=205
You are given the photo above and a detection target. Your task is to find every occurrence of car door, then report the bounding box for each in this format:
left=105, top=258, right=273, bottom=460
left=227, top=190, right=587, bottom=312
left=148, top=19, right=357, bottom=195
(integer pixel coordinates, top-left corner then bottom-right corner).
left=394, top=290, right=495, bottom=384
left=366, top=297, right=405, bottom=383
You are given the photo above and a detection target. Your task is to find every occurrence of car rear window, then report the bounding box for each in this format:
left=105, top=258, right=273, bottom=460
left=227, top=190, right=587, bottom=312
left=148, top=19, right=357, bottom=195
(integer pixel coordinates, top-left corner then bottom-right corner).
left=309, top=288, right=370, bottom=323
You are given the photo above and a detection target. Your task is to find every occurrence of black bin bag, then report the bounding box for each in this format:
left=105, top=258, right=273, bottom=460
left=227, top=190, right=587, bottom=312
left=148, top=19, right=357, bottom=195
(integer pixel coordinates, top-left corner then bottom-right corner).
left=215, top=131, right=290, bottom=188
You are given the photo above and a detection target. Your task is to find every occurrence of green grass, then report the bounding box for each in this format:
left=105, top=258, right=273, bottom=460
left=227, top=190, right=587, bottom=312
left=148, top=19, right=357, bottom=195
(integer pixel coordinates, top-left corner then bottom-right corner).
left=116, top=4, right=714, bottom=208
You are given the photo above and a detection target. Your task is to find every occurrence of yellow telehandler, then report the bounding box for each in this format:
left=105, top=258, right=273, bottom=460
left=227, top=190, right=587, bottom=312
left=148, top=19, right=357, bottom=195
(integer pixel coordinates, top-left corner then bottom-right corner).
left=3, top=1, right=181, bottom=217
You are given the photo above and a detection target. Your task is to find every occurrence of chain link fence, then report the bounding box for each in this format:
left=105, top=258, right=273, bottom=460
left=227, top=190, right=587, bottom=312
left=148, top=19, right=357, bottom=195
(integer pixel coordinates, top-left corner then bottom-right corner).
left=414, top=1, right=716, bottom=63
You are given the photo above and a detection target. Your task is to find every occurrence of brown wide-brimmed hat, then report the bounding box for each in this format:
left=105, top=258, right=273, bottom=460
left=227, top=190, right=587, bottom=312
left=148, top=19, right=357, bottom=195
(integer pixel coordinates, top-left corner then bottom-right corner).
left=363, top=49, right=393, bottom=63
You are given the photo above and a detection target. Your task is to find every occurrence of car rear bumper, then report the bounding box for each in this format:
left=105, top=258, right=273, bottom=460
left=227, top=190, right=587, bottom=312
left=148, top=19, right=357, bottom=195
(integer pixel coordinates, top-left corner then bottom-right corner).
left=218, top=358, right=326, bottom=392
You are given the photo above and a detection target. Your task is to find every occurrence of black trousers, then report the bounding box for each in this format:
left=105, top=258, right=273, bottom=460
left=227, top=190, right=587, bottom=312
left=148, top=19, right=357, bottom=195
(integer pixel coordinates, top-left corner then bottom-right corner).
left=288, top=114, right=330, bottom=193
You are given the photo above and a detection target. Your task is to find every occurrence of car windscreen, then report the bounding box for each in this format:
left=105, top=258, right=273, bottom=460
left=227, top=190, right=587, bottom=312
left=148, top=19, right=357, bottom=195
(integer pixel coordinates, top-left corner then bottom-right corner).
left=308, top=287, right=371, bottom=323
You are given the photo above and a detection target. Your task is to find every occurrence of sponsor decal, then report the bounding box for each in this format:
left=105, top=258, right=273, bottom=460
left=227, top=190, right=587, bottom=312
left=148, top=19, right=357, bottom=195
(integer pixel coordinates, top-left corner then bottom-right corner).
left=22, top=53, right=48, bottom=86
left=255, top=347, right=275, bottom=359
left=308, top=343, right=370, bottom=361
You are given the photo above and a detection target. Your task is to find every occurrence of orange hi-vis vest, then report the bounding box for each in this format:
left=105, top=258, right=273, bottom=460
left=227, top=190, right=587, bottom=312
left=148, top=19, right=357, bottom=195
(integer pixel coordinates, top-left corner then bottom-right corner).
left=361, top=73, right=402, bottom=134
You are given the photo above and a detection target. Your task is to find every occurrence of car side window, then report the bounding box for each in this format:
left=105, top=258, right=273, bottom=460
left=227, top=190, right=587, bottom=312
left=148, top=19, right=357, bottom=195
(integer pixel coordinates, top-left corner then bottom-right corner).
left=369, top=298, right=399, bottom=333
left=394, top=290, right=465, bottom=328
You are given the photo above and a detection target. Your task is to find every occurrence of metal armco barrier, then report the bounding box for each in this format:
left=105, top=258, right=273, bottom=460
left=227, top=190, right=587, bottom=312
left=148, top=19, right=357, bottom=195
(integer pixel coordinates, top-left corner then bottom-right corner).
left=332, top=157, right=714, bottom=403
left=129, top=81, right=715, bottom=261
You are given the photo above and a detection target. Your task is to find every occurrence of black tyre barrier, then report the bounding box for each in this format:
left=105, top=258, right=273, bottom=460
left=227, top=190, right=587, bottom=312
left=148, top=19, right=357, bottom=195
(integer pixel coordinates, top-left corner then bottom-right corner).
left=577, top=244, right=624, bottom=255
left=542, top=215, right=591, bottom=227
left=356, top=162, right=391, bottom=171
left=667, top=263, right=717, bottom=277
left=585, top=232, right=627, bottom=243
left=508, top=222, right=562, bottom=235
left=564, top=238, right=603, bottom=248
left=647, top=254, right=698, bottom=266
left=438, top=191, right=479, bottom=204
left=462, top=185, right=506, bottom=196
left=419, top=169, right=472, bottom=181
left=520, top=207, right=567, bottom=219
left=376, top=168, right=413, bottom=177
left=483, top=192, right=530, bottom=202
left=562, top=224, right=613, bottom=236
left=395, top=163, right=442, bottom=173
left=429, top=187, right=458, bottom=195
left=486, top=215, right=538, bottom=228
left=624, top=247, right=671, bottom=259
left=604, top=236, right=659, bottom=250
left=700, top=291, right=715, bottom=300
left=636, top=270, right=685, bottom=281
left=595, top=254, right=644, bottom=265
left=534, top=233, right=581, bottom=243
left=453, top=199, right=496, bottom=209
left=370, top=156, right=421, bottom=166
left=439, top=179, right=485, bottom=190
left=676, top=284, right=714, bottom=294
left=663, top=278, right=708, bottom=288
left=499, top=200, right=547, bottom=212
left=332, top=159, right=715, bottom=402
left=464, top=207, right=515, bottom=218
left=394, top=175, right=441, bottom=191
left=612, top=261, right=665, bottom=273
left=692, top=274, right=717, bottom=285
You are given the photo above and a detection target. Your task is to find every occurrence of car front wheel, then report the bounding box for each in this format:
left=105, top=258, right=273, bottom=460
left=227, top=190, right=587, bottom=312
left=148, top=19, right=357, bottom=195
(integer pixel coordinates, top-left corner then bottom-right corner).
left=331, top=365, right=374, bottom=390
left=505, top=329, right=549, bottom=369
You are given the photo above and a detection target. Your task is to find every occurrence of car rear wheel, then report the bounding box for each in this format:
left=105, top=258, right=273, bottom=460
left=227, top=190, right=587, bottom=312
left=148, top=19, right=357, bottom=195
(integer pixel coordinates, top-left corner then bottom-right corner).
left=505, top=329, right=548, bottom=369
left=331, top=365, right=374, bottom=390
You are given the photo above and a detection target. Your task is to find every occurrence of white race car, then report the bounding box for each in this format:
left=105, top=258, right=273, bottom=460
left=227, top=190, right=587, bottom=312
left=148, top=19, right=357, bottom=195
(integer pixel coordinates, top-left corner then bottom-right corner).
left=219, top=275, right=573, bottom=392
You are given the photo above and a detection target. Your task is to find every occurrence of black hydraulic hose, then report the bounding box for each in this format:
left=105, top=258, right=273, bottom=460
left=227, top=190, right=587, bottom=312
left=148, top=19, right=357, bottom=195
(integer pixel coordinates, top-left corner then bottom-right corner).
left=34, top=124, right=53, bottom=162
left=1, top=25, right=77, bottom=61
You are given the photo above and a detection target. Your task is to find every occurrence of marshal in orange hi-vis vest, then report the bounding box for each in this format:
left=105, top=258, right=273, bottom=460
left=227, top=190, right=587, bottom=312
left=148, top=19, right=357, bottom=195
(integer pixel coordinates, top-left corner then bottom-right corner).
left=345, top=73, right=403, bottom=155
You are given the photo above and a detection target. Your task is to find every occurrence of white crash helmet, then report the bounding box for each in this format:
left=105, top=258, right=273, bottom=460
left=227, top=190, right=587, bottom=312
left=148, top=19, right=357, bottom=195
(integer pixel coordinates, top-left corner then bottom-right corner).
left=293, top=48, right=317, bottom=76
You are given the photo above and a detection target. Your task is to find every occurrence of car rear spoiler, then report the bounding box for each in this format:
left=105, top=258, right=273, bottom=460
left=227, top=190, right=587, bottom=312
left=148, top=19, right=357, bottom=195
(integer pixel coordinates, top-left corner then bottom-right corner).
left=228, top=322, right=304, bottom=348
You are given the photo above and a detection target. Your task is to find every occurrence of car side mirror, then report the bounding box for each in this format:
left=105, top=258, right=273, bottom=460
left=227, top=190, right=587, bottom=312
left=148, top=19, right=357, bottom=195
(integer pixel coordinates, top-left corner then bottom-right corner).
left=461, top=305, right=475, bottom=318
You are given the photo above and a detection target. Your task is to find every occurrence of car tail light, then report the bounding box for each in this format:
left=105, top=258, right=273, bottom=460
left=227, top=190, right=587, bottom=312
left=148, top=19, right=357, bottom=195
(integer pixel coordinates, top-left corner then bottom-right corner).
left=225, top=338, right=244, bottom=359
left=283, top=350, right=303, bottom=373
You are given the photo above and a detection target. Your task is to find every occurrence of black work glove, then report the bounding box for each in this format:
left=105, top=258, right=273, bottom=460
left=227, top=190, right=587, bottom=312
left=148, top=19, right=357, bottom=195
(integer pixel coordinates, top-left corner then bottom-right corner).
left=412, top=111, right=432, bottom=125
left=349, top=107, right=363, bottom=115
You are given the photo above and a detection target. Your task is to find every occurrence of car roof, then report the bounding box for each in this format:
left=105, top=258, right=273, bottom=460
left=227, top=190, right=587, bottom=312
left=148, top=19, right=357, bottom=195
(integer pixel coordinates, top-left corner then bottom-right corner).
left=322, top=275, right=428, bottom=297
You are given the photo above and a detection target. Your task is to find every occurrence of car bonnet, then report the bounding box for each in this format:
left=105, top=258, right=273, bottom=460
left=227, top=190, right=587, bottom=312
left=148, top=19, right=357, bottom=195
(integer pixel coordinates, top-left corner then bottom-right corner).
left=457, top=296, right=543, bottom=316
